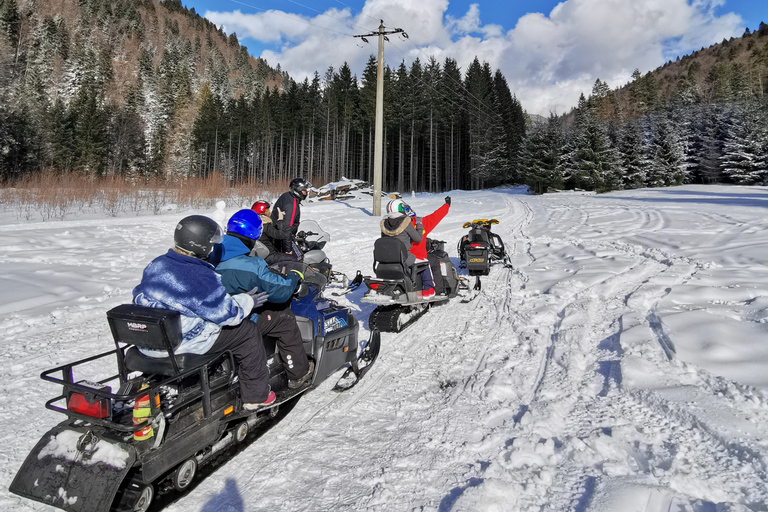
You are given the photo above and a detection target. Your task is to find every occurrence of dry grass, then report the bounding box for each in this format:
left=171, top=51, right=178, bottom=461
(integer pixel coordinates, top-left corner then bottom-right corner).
left=0, top=172, right=291, bottom=221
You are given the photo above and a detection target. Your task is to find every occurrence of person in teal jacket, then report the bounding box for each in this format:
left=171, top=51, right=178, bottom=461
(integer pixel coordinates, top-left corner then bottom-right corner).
left=212, top=209, right=314, bottom=390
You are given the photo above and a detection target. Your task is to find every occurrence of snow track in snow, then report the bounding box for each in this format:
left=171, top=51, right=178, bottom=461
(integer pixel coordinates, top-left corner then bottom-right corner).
left=3, top=186, right=768, bottom=512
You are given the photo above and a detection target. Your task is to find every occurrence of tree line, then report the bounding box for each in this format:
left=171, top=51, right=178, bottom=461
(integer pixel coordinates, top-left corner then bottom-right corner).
left=190, top=55, right=527, bottom=192
left=0, top=0, right=527, bottom=193
left=1, top=0, right=766, bottom=194
left=520, top=25, right=768, bottom=193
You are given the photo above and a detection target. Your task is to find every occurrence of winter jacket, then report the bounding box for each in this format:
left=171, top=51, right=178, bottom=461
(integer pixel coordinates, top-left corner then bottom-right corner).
left=410, top=203, right=450, bottom=260
left=272, top=191, right=301, bottom=252
left=380, top=214, right=422, bottom=266
left=132, top=249, right=254, bottom=356
left=258, top=214, right=293, bottom=257
left=214, top=234, right=299, bottom=322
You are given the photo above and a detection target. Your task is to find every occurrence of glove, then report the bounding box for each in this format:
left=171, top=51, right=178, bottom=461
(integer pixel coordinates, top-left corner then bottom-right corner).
left=247, top=288, right=270, bottom=308
left=445, top=196, right=451, bottom=206
left=290, top=269, right=305, bottom=280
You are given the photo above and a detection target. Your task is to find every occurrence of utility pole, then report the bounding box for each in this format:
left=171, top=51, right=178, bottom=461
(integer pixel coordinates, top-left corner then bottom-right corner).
left=355, top=21, right=405, bottom=216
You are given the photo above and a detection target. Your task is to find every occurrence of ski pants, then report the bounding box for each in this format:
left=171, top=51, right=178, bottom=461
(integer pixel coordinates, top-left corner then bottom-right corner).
left=420, top=262, right=435, bottom=291
left=210, top=320, right=270, bottom=403
left=427, top=253, right=445, bottom=294
left=255, top=305, right=309, bottom=381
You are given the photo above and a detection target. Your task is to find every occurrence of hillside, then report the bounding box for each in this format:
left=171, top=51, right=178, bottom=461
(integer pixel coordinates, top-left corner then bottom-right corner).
left=518, top=23, right=768, bottom=195
left=0, top=0, right=282, bottom=178
left=596, top=22, right=768, bottom=120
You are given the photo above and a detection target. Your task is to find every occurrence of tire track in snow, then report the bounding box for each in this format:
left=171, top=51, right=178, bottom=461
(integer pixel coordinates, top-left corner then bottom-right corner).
left=449, top=202, right=718, bottom=511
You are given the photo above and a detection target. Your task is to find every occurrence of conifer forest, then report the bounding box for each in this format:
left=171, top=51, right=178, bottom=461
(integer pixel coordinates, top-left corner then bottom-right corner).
left=0, top=0, right=767, bottom=193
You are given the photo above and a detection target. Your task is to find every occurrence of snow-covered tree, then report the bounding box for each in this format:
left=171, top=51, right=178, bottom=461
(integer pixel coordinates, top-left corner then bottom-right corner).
left=721, top=102, right=768, bottom=184
left=618, top=118, right=649, bottom=189
left=647, top=115, right=686, bottom=187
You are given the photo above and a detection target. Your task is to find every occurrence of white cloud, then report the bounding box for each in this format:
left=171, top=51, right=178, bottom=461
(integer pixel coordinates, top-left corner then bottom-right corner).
left=206, top=0, right=744, bottom=116
left=447, top=4, right=481, bottom=34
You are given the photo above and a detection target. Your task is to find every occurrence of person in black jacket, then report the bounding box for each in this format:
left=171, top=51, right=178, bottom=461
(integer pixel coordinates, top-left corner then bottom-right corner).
left=251, top=200, right=296, bottom=264
left=271, top=178, right=311, bottom=254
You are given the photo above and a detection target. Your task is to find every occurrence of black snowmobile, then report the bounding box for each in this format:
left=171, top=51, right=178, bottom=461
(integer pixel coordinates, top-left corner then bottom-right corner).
left=457, top=219, right=511, bottom=290
left=361, top=237, right=463, bottom=332
left=10, top=246, right=379, bottom=512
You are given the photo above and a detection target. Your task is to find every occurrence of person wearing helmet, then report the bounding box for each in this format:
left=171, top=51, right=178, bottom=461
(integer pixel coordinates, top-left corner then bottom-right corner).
left=271, top=178, right=312, bottom=255
left=251, top=200, right=296, bottom=264
left=133, top=215, right=276, bottom=410
left=380, top=198, right=423, bottom=268
left=409, top=196, right=452, bottom=298
left=214, top=209, right=314, bottom=390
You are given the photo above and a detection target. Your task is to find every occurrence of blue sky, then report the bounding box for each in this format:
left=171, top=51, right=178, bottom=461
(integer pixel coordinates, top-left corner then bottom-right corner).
left=182, top=0, right=765, bottom=114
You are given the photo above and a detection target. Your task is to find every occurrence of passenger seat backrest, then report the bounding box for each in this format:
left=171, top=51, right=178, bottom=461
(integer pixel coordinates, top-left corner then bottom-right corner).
left=373, top=237, right=409, bottom=279
left=107, top=304, right=182, bottom=356
left=469, top=226, right=490, bottom=246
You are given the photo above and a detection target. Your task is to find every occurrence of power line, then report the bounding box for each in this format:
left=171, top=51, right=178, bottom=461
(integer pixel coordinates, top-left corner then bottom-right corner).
left=393, top=33, right=508, bottom=121
left=332, top=0, right=382, bottom=26
left=224, top=0, right=357, bottom=39
left=279, top=0, right=383, bottom=35
left=384, top=37, right=506, bottom=125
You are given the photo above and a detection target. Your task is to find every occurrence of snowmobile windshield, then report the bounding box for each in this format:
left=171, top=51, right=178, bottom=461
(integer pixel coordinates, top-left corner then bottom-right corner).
left=297, top=221, right=330, bottom=251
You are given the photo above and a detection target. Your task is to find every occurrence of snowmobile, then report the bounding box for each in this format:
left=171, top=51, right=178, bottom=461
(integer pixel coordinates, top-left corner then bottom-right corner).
left=263, top=220, right=359, bottom=294
left=9, top=249, right=380, bottom=512
left=360, top=237, right=463, bottom=333
left=457, top=219, right=511, bottom=291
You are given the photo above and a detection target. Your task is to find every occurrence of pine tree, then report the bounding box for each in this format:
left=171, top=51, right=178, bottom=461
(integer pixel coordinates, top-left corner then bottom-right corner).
left=519, top=116, right=562, bottom=193
left=618, top=118, right=648, bottom=188
left=720, top=102, right=768, bottom=184
left=565, top=94, right=621, bottom=190
left=493, top=69, right=525, bottom=183
left=647, top=115, right=686, bottom=186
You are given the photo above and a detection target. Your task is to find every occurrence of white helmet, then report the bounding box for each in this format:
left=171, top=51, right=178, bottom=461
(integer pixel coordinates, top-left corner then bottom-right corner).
left=385, top=199, right=415, bottom=217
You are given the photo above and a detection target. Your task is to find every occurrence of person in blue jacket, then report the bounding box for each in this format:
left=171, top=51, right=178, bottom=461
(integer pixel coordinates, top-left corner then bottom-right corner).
left=213, top=209, right=314, bottom=390
left=133, top=215, right=275, bottom=410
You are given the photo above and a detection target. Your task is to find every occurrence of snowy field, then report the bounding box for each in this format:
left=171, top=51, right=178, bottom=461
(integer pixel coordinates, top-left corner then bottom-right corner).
left=1, top=184, right=767, bottom=511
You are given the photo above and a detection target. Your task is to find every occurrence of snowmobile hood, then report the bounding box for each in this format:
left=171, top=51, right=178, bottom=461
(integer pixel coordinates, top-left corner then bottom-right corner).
left=10, top=424, right=137, bottom=512
left=380, top=216, right=412, bottom=236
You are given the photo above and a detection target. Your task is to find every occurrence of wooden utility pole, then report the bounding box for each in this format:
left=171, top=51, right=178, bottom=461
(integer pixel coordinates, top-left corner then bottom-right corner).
left=355, top=21, right=405, bottom=216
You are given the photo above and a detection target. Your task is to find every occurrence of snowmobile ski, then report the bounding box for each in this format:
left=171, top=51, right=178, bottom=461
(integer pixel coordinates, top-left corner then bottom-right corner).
left=332, top=328, right=381, bottom=392
left=458, top=277, right=482, bottom=303
left=331, top=270, right=363, bottom=296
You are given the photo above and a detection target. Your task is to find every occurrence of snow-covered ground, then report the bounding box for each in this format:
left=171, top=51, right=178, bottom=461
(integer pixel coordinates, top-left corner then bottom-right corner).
left=1, top=184, right=767, bottom=511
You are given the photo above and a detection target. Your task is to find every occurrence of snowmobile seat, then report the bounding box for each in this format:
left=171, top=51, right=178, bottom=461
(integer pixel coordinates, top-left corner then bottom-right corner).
left=373, top=237, right=423, bottom=281
left=122, top=347, right=223, bottom=377
left=107, top=304, right=222, bottom=377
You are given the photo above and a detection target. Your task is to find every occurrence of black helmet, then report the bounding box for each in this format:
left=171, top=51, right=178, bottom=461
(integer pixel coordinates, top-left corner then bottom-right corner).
left=174, top=215, right=223, bottom=258
left=289, top=177, right=312, bottom=201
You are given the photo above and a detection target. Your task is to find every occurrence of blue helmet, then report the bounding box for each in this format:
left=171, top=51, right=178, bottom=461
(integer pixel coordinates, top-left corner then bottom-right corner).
left=227, top=209, right=263, bottom=241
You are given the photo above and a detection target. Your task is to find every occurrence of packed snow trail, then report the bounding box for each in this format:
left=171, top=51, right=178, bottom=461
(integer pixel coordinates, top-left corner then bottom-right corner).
left=1, top=185, right=767, bottom=512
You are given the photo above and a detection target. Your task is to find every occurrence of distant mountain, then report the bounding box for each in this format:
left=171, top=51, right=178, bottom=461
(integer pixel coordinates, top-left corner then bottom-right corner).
left=589, top=22, right=768, bottom=121
left=0, top=0, right=528, bottom=194
left=518, top=23, right=768, bottom=194
left=0, top=0, right=283, bottom=178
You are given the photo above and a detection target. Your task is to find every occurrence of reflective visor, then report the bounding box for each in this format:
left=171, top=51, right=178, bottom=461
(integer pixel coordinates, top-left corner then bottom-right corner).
left=211, top=225, right=224, bottom=244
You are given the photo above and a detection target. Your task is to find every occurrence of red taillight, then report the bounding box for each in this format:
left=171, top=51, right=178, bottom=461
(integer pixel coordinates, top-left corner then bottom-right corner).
left=369, top=283, right=380, bottom=290
left=68, top=393, right=109, bottom=419
left=470, top=243, right=483, bottom=248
